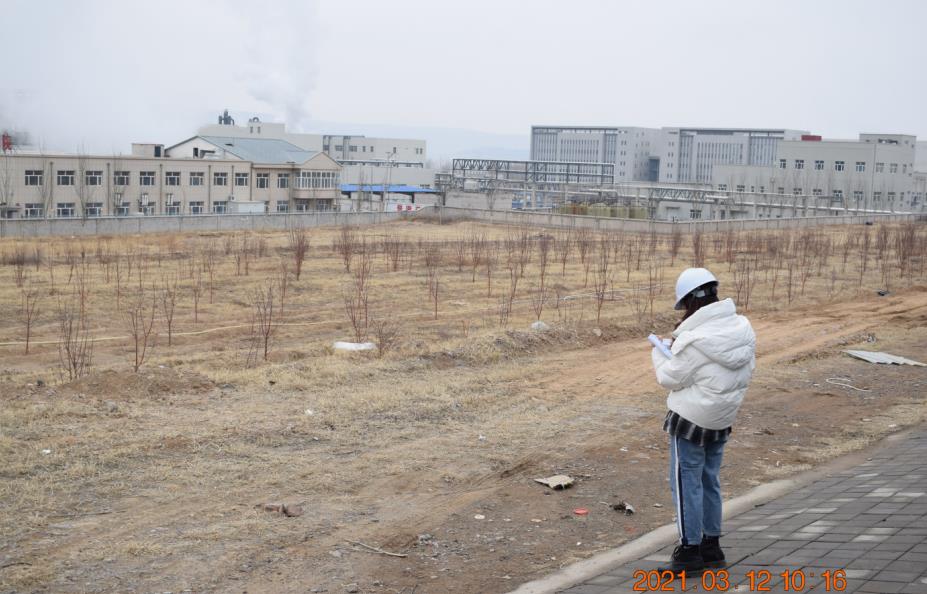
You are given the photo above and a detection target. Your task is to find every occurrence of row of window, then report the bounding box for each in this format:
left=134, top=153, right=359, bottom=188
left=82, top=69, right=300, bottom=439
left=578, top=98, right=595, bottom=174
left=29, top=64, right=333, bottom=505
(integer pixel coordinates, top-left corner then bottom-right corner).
left=24, top=170, right=339, bottom=189
left=21, top=199, right=335, bottom=218
left=719, top=183, right=909, bottom=202
left=719, top=182, right=909, bottom=197
left=778, top=159, right=909, bottom=174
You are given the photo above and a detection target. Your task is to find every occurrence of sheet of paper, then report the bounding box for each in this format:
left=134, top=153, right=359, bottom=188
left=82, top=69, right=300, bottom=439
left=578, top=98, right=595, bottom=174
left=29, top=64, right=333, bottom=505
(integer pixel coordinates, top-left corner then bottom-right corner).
left=648, top=333, right=673, bottom=359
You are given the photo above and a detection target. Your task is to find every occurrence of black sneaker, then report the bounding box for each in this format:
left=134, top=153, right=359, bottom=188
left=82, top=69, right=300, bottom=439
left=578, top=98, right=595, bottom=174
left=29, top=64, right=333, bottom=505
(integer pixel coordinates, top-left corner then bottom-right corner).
left=700, top=536, right=726, bottom=568
left=657, top=544, right=705, bottom=575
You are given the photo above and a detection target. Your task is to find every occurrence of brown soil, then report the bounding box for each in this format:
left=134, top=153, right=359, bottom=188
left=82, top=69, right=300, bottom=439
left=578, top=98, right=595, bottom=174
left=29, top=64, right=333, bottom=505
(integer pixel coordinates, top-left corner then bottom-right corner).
left=3, top=288, right=927, bottom=593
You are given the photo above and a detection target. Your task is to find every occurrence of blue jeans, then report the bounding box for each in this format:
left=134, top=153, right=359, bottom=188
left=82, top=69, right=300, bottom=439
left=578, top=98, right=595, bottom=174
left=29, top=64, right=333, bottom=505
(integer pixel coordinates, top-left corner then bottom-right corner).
left=668, top=434, right=726, bottom=546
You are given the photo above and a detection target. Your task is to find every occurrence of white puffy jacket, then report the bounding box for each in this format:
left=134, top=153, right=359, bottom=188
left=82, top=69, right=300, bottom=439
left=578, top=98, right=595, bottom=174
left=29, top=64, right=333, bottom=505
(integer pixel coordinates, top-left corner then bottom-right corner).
left=651, top=298, right=756, bottom=430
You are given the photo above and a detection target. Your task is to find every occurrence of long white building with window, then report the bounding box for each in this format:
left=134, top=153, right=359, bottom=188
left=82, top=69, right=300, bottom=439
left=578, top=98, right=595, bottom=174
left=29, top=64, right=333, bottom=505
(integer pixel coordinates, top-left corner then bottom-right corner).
left=531, top=125, right=807, bottom=184
left=712, top=133, right=920, bottom=213
left=0, top=137, right=342, bottom=219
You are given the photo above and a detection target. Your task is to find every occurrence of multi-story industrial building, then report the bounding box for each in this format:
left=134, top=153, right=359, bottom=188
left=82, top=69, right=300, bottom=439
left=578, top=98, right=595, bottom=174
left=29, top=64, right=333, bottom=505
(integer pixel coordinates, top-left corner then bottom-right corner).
left=201, top=111, right=428, bottom=165
left=530, top=126, right=660, bottom=182
left=712, top=133, right=920, bottom=213
left=657, top=127, right=807, bottom=184
left=531, top=125, right=807, bottom=185
left=0, top=138, right=342, bottom=218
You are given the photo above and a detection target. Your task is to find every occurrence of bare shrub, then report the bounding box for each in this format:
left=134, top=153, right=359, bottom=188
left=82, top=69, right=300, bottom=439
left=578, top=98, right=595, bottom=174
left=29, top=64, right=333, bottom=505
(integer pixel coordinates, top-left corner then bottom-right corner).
left=371, top=318, right=400, bottom=358
left=247, top=282, right=276, bottom=365
left=424, top=251, right=441, bottom=319
left=592, top=242, right=610, bottom=324
left=160, top=275, right=178, bottom=347
left=343, top=251, right=372, bottom=342
left=21, top=285, right=41, bottom=355
left=288, top=227, right=310, bottom=280
left=335, top=226, right=356, bottom=272
left=124, top=287, right=157, bottom=373
left=692, top=230, right=705, bottom=267
left=57, top=292, right=93, bottom=380
left=669, top=227, right=683, bottom=266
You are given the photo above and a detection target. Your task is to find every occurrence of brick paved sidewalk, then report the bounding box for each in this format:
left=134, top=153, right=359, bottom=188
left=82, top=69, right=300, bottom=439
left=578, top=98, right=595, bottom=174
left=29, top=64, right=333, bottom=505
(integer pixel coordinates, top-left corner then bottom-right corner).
left=557, top=428, right=927, bottom=594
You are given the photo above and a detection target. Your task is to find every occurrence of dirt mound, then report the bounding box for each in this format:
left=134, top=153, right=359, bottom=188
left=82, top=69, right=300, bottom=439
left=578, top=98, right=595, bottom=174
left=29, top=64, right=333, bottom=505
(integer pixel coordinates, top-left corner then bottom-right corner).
left=59, top=367, right=215, bottom=400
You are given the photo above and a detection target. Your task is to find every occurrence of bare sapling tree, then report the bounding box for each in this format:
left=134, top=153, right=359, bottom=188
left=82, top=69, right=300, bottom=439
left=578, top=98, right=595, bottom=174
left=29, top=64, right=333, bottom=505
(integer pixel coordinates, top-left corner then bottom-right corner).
left=484, top=242, right=497, bottom=297
left=288, top=226, right=310, bottom=280
left=160, top=274, right=178, bottom=347
left=669, top=226, right=683, bottom=266
left=276, top=259, right=290, bottom=311
left=555, top=230, right=572, bottom=276
left=343, top=250, right=372, bottom=342
left=371, top=317, right=400, bottom=359
left=57, top=290, right=94, bottom=381
left=335, top=225, right=356, bottom=272
left=124, top=286, right=157, bottom=372
left=21, top=285, right=41, bottom=355
left=692, top=230, right=705, bottom=267
left=453, top=236, right=468, bottom=272
left=424, top=250, right=441, bottom=319
left=191, top=269, right=203, bottom=324
left=592, top=241, right=611, bottom=324
left=247, top=281, right=276, bottom=365
left=468, top=233, right=485, bottom=282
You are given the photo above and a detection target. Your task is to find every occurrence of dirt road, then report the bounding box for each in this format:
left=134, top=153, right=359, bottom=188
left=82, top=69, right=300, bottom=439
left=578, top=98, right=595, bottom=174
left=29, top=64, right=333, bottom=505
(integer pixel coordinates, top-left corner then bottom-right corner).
left=3, top=289, right=927, bottom=594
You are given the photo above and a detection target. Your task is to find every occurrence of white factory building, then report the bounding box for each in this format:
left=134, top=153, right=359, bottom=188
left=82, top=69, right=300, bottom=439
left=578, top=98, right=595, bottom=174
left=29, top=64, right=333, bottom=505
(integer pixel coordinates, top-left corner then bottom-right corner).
left=201, top=111, right=436, bottom=193
left=712, top=133, right=922, bottom=215
left=531, top=125, right=808, bottom=185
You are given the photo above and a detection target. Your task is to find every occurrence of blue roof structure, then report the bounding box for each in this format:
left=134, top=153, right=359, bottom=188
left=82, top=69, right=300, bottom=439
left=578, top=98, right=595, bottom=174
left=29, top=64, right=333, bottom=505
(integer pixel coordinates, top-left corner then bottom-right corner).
left=340, top=184, right=437, bottom=194
left=199, top=136, right=317, bottom=164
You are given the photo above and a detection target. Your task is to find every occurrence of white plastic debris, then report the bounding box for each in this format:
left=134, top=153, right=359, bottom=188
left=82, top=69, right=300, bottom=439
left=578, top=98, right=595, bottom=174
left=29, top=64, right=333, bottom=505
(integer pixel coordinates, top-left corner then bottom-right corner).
left=533, top=475, right=574, bottom=490
left=473, top=514, right=485, bottom=520
left=844, top=350, right=926, bottom=367
left=304, top=409, right=314, bottom=416
left=530, top=321, right=550, bottom=332
left=333, top=341, right=376, bottom=352
left=41, top=449, right=51, bottom=455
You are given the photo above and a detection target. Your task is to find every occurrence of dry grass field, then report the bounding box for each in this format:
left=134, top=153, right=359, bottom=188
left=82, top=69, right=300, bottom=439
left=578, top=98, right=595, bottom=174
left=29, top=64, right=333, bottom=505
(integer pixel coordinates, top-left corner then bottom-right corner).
left=2, top=218, right=927, bottom=593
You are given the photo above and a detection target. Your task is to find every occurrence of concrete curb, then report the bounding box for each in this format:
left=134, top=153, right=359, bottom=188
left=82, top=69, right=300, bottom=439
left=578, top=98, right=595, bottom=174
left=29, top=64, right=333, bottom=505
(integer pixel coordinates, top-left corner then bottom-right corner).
left=508, top=428, right=916, bottom=594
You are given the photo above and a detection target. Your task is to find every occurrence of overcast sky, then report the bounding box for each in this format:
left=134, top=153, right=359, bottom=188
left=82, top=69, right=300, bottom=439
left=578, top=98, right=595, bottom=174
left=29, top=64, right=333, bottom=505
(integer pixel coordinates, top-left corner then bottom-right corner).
left=1, top=0, right=925, bottom=158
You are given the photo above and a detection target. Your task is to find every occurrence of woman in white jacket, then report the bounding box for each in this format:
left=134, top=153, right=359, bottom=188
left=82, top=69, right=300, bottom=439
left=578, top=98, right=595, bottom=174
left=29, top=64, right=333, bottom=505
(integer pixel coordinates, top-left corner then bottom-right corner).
left=651, top=267, right=756, bottom=575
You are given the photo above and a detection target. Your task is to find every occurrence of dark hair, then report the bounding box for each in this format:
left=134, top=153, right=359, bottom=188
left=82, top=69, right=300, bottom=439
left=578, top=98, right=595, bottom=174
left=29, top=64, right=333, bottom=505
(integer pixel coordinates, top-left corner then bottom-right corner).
left=675, top=282, right=719, bottom=329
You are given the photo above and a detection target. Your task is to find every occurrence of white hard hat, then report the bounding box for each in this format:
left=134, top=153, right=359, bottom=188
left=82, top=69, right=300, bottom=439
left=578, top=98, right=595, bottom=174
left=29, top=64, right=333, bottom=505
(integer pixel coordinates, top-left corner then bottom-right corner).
left=674, top=268, right=718, bottom=310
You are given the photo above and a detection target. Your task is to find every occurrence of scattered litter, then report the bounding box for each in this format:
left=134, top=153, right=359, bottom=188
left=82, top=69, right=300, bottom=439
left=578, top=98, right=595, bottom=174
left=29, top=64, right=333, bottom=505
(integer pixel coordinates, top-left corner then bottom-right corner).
left=332, top=341, right=376, bottom=352
left=473, top=514, right=486, bottom=520
left=346, top=540, right=407, bottom=558
left=592, top=328, right=602, bottom=337
left=478, top=435, right=486, bottom=441
left=611, top=501, right=636, bottom=515
left=653, top=503, right=663, bottom=508
left=530, top=321, right=550, bottom=332
left=533, top=475, right=574, bottom=490
left=530, top=518, right=543, bottom=523
left=255, top=502, right=303, bottom=517
left=41, top=449, right=51, bottom=455
left=888, top=424, right=898, bottom=429
left=573, top=508, right=589, bottom=516
left=619, top=447, right=628, bottom=452
left=304, top=409, right=314, bottom=416
left=844, top=350, right=926, bottom=367
left=790, top=424, right=800, bottom=428
left=877, top=289, right=890, bottom=297
left=825, top=377, right=871, bottom=392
